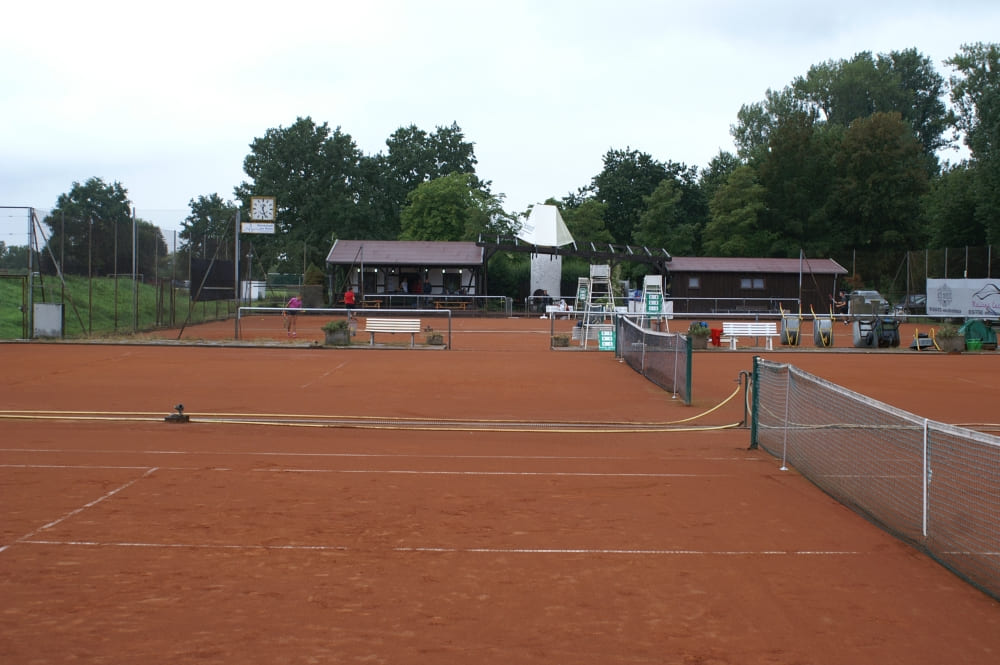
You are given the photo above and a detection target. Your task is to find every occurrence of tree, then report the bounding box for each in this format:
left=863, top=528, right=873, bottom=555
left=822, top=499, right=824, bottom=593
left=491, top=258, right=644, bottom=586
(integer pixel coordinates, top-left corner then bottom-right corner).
left=831, top=112, right=929, bottom=277
left=377, top=122, right=480, bottom=236
left=237, top=117, right=373, bottom=273
left=757, top=111, right=840, bottom=257
left=591, top=148, right=670, bottom=244
left=399, top=173, right=516, bottom=242
left=731, top=88, right=811, bottom=164
left=632, top=179, right=697, bottom=255
left=947, top=42, right=1000, bottom=243
left=558, top=198, right=613, bottom=246
left=792, top=49, right=952, bottom=171
left=703, top=165, right=769, bottom=256
left=41, top=177, right=166, bottom=279
left=0, top=242, right=33, bottom=271
left=922, top=163, right=982, bottom=248
left=699, top=150, right=741, bottom=204
left=181, top=194, right=238, bottom=260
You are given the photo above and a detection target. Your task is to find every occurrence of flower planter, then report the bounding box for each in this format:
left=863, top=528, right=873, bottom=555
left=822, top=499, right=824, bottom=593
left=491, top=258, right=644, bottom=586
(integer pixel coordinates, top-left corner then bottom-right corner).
left=936, top=336, right=964, bottom=353
left=689, top=335, right=708, bottom=350
left=324, top=330, right=350, bottom=346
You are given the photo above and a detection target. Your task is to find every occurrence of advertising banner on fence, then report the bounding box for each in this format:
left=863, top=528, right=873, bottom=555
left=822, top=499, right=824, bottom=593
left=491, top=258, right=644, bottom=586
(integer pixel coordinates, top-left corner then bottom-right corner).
left=927, top=278, right=1000, bottom=318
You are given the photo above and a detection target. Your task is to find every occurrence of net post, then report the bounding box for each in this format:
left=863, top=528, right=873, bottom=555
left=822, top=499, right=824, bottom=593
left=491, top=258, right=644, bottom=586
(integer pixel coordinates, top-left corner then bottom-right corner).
left=748, top=355, right=761, bottom=449
left=683, top=335, right=692, bottom=405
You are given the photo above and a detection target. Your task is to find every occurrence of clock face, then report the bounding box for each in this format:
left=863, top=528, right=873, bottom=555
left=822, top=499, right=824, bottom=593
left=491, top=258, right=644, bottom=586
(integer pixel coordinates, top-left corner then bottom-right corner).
left=250, top=196, right=276, bottom=221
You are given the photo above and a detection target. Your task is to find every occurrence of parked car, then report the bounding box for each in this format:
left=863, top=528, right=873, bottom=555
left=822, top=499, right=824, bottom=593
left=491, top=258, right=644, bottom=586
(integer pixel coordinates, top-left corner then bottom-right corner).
left=893, top=294, right=926, bottom=315
left=848, top=290, right=890, bottom=316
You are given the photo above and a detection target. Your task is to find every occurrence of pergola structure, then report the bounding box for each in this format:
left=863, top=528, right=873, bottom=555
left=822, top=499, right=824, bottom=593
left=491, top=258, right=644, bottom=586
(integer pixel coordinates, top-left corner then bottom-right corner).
left=477, top=235, right=673, bottom=276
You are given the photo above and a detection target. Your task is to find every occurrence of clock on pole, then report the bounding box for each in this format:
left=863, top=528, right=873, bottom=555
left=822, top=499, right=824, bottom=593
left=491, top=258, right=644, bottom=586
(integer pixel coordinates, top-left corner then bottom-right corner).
left=245, top=196, right=276, bottom=233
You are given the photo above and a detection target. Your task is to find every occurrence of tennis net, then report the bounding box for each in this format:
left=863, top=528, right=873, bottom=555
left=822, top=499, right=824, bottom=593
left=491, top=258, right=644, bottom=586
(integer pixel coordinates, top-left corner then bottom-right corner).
left=751, top=357, right=1000, bottom=600
left=615, top=316, right=692, bottom=405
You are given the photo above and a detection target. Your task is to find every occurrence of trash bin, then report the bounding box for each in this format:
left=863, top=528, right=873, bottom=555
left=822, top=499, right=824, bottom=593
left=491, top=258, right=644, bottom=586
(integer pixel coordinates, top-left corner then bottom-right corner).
left=710, top=328, right=722, bottom=347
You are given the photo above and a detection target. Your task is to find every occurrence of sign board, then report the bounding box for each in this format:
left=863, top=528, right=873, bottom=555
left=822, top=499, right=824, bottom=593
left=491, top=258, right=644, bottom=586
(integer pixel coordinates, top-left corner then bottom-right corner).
left=241, top=222, right=276, bottom=234
left=598, top=328, right=616, bottom=351
left=577, top=284, right=589, bottom=303
left=33, top=303, right=64, bottom=338
left=927, top=278, right=1000, bottom=318
left=645, top=293, right=663, bottom=315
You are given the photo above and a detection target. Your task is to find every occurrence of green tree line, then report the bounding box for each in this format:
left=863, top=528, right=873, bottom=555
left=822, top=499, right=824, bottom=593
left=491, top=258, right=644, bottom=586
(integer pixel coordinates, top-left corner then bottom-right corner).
left=33, top=43, right=1000, bottom=293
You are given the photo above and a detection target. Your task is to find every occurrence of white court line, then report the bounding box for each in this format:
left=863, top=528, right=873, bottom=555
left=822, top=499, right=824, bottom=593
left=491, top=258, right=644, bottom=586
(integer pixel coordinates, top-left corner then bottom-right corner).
left=0, top=463, right=729, bottom=478
left=0, top=464, right=224, bottom=472
left=258, top=469, right=728, bottom=478
left=1, top=464, right=160, bottom=470
left=0, top=448, right=650, bottom=461
left=299, top=361, right=349, bottom=390
left=17, top=539, right=864, bottom=556
left=0, top=467, right=157, bottom=555
left=1, top=448, right=762, bottom=464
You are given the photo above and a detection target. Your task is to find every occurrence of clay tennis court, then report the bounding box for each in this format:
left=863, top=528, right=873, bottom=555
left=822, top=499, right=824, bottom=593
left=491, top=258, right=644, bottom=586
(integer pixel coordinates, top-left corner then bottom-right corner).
left=2, top=316, right=1000, bottom=663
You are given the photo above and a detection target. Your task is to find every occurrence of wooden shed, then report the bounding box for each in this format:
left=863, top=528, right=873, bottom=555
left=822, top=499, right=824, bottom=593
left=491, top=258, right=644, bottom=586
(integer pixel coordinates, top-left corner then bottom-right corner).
left=325, top=240, right=485, bottom=300
left=664, top=256, right=848, bottom=315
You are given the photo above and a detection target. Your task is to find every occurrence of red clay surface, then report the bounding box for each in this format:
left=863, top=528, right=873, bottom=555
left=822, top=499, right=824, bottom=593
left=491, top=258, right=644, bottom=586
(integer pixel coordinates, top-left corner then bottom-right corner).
left=2, top=315, right=1000, bottom=664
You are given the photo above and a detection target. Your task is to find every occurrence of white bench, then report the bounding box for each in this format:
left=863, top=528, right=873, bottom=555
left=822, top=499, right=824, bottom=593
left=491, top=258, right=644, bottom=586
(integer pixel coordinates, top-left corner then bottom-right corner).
left=364, top=318, right=421, bottom=347
left=721, top=321, right=778, bottom=350
left=544, top=304, right=575, bottom=319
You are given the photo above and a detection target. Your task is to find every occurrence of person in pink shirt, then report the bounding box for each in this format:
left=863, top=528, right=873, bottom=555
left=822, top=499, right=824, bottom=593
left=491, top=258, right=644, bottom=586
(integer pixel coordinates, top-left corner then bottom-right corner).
left=284, top=295, right=303, bottom=337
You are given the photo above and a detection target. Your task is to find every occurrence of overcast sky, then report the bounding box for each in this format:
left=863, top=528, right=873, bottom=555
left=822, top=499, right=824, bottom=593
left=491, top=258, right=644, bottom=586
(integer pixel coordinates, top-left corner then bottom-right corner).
left=2, top=0, right=998, bottom=239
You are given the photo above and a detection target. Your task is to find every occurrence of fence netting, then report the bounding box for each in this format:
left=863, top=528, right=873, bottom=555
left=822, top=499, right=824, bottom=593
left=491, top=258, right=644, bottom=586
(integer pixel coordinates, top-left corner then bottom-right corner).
left=751, top=357, right=1000, bottom=600
left=615, top=316, right=692, bottom=405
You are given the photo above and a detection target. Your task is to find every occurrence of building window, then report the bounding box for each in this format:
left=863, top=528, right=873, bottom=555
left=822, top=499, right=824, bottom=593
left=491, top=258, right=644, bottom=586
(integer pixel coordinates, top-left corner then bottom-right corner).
left=688, top=276, right=700, bottom=289
left=740, top=277, right=765, bottom=290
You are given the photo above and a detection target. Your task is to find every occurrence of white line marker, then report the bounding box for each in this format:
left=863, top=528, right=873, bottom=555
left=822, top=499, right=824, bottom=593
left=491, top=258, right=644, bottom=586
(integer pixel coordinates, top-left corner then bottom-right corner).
left=17, top=540, right=864, bottom=556
left=1, top=467, right=158, bottom=555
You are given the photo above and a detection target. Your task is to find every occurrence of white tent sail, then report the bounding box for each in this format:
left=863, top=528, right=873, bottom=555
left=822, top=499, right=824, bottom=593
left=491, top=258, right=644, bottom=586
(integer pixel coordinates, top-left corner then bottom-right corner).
left=517, top=204, right=574, bottom=247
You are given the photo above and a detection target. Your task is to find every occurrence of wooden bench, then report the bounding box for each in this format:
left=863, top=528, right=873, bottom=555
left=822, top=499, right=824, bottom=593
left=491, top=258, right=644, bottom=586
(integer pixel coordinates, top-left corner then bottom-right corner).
left=721, top=321, right=778, bottom=350
left=434, top=301, right=468, bottom=310
left=364, top=318, right=421, bottom=347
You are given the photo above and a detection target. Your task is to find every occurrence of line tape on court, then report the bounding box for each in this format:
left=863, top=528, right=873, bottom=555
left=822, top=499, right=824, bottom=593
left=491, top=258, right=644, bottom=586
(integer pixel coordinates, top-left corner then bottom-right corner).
left=0, top=409, right=744, bottom=433
left=15, top=539, right=867, bottom=556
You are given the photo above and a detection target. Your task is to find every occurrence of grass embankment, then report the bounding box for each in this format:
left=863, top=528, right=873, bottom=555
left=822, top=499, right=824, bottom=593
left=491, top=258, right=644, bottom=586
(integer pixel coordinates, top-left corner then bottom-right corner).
left=0, top=275, right=236, bottom=339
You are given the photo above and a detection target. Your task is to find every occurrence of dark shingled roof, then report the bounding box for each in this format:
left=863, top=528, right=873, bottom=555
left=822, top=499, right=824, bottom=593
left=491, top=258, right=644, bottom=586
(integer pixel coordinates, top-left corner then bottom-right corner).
left=666, top=256, right=847, bottom=275
left=325, top=240, right=484, bottom=266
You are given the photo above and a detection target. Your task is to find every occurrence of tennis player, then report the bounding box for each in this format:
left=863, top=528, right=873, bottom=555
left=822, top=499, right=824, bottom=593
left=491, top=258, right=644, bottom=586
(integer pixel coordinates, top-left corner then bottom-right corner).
left=284, top=295, right=303, bottom=337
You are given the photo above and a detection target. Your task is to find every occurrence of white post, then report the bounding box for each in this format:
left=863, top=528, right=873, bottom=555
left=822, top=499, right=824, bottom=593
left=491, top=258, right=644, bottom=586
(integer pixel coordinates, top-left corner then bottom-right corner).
left=922, top=418, right=929, bottom=538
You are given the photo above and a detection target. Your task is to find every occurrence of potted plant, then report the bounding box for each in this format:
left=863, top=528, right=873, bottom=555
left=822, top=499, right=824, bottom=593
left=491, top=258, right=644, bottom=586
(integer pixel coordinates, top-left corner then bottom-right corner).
left=424, top=325, right=444, bottom=345
left=934, top=322, right=964, bottom=353
left=687, top=321, right=710, bottom=349
left=322, top=319, right=351, bottom=346
left=551, top=333, right=571, bottom=348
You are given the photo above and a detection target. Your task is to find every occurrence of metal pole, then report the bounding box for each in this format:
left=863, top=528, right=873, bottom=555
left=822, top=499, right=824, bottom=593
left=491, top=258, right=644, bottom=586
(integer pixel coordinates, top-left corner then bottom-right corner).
left=60, top=211, right=65, bottom=307
left=88, top=216, right=93, bottom=335
left=113, top=214, right=119, bottom=331
left=27, top=208, right=35, bottom=338
left=234, top=210, right=241, bottom=339
left=132, top=207, right=138, bottom=332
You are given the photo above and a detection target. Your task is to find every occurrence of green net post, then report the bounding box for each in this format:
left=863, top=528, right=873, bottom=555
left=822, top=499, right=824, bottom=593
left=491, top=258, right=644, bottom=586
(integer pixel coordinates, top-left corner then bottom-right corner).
left=684, top=336, right=693, bottom=406
left=749, top=355, right=761, bottom=449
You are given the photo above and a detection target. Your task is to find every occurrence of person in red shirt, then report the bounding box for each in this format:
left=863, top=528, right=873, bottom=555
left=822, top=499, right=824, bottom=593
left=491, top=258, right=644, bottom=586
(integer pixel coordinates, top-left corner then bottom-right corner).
left=344, top=287, right=356, bottom=312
